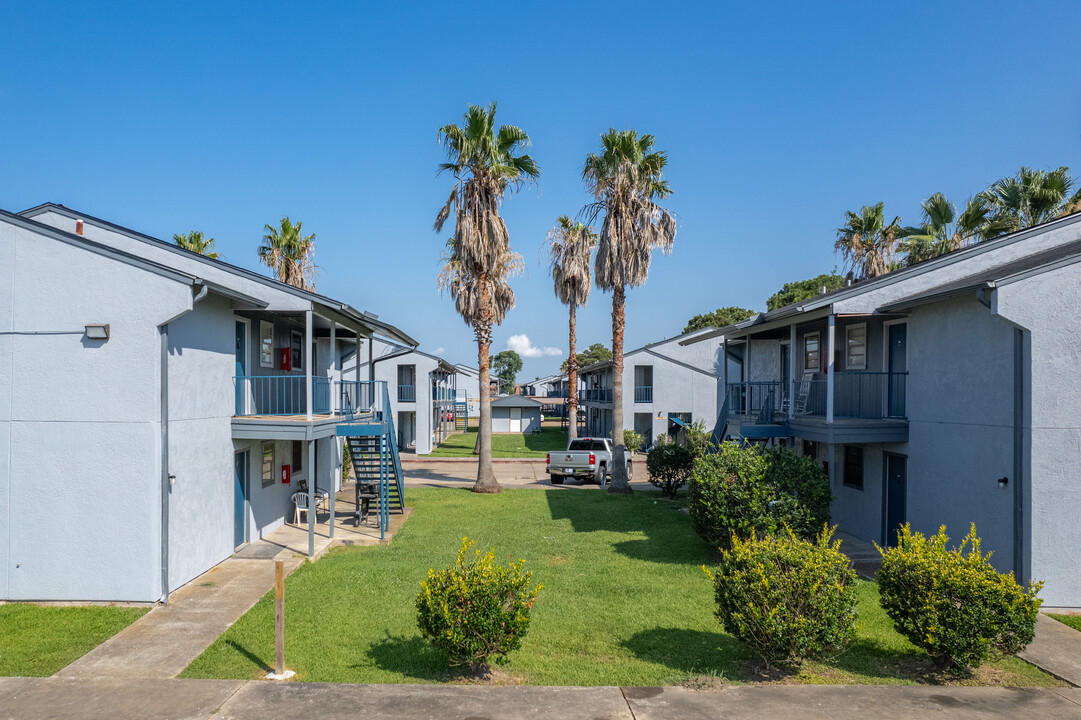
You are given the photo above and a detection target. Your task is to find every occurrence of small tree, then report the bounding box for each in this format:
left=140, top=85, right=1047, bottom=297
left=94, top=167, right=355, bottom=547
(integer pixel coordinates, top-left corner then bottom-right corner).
left=646, top=443, right=693, bottom=498
left=622, top=429, right=644, bottom=453
left=492, top=350, right=523, bottom=394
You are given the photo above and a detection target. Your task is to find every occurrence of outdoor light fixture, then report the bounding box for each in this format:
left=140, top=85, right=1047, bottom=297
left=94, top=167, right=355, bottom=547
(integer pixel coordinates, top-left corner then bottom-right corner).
left=998, top=476, right=1009, bottom=488
left=84, top=324, right=110, bottom=340
left=656, top=411, right=666, bottom=420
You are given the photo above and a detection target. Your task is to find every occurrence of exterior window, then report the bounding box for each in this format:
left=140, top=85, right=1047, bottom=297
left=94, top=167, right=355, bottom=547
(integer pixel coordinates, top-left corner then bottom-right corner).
left=259, top=321, right=274, bottom=368
left=290, top=330, right=303, bottom=370
left=261, top=442, right=274, bottom=488
left=846, top=324, right=867, bottom=370
left=291, top=440, right=303, bottom=472
left=802, top=439, right=818, bottom=459
left=804, top=332, right=820, bottom=372
left=843, top=446, right=864, bottom=489
left=634, top=366, right=653, bottom=403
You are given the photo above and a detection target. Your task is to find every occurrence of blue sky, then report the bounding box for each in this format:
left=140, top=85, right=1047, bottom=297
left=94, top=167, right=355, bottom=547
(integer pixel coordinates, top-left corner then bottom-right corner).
left=2, top=2, right=1079, bottom=378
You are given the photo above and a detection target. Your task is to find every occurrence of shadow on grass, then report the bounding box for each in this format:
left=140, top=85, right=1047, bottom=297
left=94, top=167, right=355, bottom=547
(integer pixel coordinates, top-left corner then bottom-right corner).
left=226, top=639, right=272, bottom=673
left=366, top=633, right=455, bottom=682
left=622, top=627, right=753, bottom=680
left=825, top=637, right=937, bottom=682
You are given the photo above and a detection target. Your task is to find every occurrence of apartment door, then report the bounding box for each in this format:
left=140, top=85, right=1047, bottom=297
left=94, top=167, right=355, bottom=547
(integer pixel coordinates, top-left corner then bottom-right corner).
left=882, top=452, right=907, bottom=547
left=234, top=322, right=246, bottom=415
left=509, top=407, right=523, bottom=432
left=888, top=324, right=907, bottom=417
left=234, top=451, right=249, bottom=548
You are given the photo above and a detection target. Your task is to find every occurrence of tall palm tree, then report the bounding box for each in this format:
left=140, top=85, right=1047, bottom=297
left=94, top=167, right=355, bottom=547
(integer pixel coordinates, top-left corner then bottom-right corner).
left=259, top=217, right=316, bottom=290
left=582, top=129, right=676, bottom=494
left=898, top=193, right=1012, bottom=265
left=982, top=166, right=1075, bottom=231
left=835, top=202, right=901, bottom=280
left=546, top=216, right=597, bottom=442
left=173, top=230, right=219, bottom=259
left=434, top=102, right=539, bottom=494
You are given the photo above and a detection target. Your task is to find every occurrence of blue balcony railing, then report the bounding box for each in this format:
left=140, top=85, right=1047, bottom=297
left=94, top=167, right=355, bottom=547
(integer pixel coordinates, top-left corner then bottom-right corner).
left=582, top=387, right=613, bottom=403
left=398, top=384, right=416, bottom=402
left=234, top=375, right=331, bottom=416
left=725, top=371, right=907, bottom=423
left=634, top=386, right=653, bottom=403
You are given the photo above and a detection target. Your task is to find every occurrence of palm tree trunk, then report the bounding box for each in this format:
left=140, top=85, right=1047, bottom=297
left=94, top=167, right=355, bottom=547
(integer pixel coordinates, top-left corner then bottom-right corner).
left=473, top=280, right=501, bottom=494
left=608, top=286, right=632, bottom=493
left=567, top=303, right=578, bottom=442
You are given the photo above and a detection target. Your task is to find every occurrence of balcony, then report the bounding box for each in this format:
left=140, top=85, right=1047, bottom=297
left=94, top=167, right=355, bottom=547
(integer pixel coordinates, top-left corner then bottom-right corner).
left=233, top=376, right=386, bottom=420
left=724, top=372, right=908, bottom=443
left=581, top=387, right=613, bottom=403
left=398, top=384, right=416, bottom=403
left=634, top=386, right=653, bottom=403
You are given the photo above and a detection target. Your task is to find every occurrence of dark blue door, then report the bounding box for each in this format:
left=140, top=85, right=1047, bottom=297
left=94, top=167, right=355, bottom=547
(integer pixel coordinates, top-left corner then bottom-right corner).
left=888, top=323, right=907, bottom=417
left=234, top=452, right=248, bottom=548
left=882, top=453, right=907, bottom=547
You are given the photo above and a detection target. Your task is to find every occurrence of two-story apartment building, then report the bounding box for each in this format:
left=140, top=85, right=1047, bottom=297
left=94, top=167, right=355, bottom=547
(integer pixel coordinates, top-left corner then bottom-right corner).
left=686, top=212, right=1081, bottom=606
left=577, top=329, right=734, bottom=448
left=344, top=340, right=458, bottom=454
left=0, top=203, right=413, bottom=603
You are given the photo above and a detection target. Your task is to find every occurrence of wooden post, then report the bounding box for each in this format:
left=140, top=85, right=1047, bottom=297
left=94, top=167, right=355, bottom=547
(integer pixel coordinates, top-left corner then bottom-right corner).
left=275, top=559, right=284, bottom=675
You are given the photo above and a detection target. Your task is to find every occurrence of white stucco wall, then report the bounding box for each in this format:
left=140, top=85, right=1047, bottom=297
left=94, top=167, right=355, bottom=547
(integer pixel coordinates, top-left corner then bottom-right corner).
left=0, top=220, right=192, bottom=601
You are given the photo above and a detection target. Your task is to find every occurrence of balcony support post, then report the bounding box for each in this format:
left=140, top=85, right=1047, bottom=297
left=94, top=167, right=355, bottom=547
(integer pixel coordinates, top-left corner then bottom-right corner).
left=305, top=310, right=313, bottom=421
left=368, top=336, right=374, bottom=383
left=330, top=323, right=337, bottom=414
left=826, top=314, right=835, bottom=424
left=788, top=324, right=797, bottom=419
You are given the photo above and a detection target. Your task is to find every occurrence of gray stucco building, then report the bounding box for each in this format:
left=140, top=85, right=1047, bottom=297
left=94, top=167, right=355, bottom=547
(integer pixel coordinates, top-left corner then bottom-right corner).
left=0, top=203, right=413, bottom=602
left=687, top=212, right=1081, bottom=607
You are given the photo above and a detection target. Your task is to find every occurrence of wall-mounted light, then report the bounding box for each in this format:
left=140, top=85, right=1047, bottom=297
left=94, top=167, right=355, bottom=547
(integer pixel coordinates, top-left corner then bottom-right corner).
left=85, top=324, right=110, bottom=340
left=998, top=476, right=1009, bottom=488
left=656, top=411, right=666, bottom=420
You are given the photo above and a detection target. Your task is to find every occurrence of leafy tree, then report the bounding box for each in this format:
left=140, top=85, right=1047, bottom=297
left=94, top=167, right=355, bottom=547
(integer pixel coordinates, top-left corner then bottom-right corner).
left=982, top=166, right=1076, bottom=231
left=492, top=350, right=523, bottom=394
left=259, top=217, right=316, bottom=290
left=898, top=193, right=1012, bottom=265
left=766, top=273, right=845, bottom=311
left=583, top=129, right=676, bottom=494
left=174, top=230, right=219, bottom=259
left=546, top=216, right=596, bottom=440
left=835, top=203, right=901, bottom=280
left=560, top=342, right=611, bottom=373
left=683, top=306, right=756, bottom=333
left=434, top=102, right=539, bottom=494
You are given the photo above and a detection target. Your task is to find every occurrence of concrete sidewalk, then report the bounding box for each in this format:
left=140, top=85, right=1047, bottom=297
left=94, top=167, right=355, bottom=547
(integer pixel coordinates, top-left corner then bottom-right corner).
left=3, top=677, right=1081, bottom=720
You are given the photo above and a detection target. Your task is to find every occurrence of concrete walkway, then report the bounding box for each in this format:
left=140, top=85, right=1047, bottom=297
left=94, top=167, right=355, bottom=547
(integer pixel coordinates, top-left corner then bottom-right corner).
left=3, top=678, right=1081, bottom=720
left=1021, top=615, right=1081, bottom=686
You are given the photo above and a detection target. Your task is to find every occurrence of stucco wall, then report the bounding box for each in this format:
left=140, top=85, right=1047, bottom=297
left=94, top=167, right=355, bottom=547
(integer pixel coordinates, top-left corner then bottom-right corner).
left=1, top=220, right=192, bottom=601
left=996, top=262, right=1081, bottom=606
left=165, top=294, right=237, bottom=591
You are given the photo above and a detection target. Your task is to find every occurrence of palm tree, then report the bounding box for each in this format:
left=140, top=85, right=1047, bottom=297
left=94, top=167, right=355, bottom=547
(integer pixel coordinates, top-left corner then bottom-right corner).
left=173, top=230, right=219, bottom=259
left=546, top=216, right=597, bottom=442
left=982, top=166, right=1075, bottom=231
left=582, top=129, right=676, bottom=494
left=434, top=102, right=539, bottom=494
left=835, top=203, right=901, bottom=280
left=259, top=217, right=316, bottom=290
left=898, top=193, right=1012, bottom=265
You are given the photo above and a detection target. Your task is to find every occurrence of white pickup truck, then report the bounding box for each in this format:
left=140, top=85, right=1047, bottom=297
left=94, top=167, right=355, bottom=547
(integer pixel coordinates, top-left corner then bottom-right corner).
left=546, top=437, right=633, bottom=486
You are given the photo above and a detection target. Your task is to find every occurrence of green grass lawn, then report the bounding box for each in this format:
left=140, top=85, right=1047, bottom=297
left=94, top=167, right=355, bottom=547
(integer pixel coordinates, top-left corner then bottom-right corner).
left=0, top=604, right=146, bottom=676
left=1050, top=614, right=1081, bottom=632
left=426, top=427, right=568, bottom=458
left=181, top=488, right=1060, bottom=687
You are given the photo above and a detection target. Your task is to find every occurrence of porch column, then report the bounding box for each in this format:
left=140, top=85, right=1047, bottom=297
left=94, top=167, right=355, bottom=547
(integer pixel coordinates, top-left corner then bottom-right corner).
left=826, top=314, right=835, bottom=424
left=330, top=323, right=337, bottom=413
left=788, top=323, right=797, bottom=419
left=307, top=438, right=315, bottom=558
left=355, top=337, right=361, bottom=382
left=721, top=338, right=728, bottom=410
left=368, top=337, right=374, bottom=383
left=328, top=441, right=335, bottom=540
left=305, top=310, right=313, bottom=421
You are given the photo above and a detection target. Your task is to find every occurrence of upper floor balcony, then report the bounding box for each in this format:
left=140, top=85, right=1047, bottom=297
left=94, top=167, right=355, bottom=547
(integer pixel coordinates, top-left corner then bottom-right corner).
left=232, top=376, right=386, bottom=438
left=634, top=386, right=653, bottom=403
left=581, top=387, right=613, bottom=404
left=398, top=384, right=416, bottom=403
left=724, top=371, right=908, bottom=444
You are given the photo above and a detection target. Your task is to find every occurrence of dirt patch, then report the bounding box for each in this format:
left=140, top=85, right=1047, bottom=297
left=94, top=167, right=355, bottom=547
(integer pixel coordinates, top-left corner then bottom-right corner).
left=681, top=675, right=730, bottom=691
left=453, top=665, right=527, bottom=685
left=545, top=554, right=567, bottom=565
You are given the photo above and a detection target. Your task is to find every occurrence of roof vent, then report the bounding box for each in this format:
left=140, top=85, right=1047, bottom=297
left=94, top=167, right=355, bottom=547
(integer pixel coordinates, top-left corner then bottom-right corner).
left=75, top=219, right=84, bottom=235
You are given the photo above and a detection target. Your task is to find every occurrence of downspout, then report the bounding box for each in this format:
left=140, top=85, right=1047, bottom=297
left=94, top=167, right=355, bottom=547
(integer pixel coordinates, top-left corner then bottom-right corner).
left=1013, top=327, right=1025, bottom=582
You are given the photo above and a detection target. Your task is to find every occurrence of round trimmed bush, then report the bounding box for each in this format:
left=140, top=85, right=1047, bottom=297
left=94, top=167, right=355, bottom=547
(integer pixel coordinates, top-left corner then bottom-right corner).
left=876, top=523, right=1043, bottom=675
left=416, top=538, right=542, bottom=667
left=706, top=525, right=859, bottom=668
left=646, top=442, right=694, bottom=497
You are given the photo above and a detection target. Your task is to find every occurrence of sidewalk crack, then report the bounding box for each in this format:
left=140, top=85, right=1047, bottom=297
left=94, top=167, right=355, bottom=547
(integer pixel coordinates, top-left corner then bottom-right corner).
left=619, top=686, right=638, bottom=720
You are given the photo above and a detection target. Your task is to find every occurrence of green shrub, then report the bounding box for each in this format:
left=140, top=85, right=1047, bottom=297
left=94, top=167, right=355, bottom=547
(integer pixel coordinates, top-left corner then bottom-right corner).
left=416, top=538, right=542, bottom=667
left=623, top=429, right=644, bottom=453
left=876, top=524, right=1043, bottom=675
left=706, top=525, right=859, bottom=668
left=684, top=420, right=714, bottom=459
left=688, top=443, right=831, bottom=550
left=646, top=443, right=695, bottom=498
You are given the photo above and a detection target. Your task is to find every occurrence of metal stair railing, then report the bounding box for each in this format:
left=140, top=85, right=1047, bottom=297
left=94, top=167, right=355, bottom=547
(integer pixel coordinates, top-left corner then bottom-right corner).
left=381, top=382, right=404, bottom=527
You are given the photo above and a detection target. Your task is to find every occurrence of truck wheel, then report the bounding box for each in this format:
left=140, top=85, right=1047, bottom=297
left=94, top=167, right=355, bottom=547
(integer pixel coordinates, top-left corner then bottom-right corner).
left=627, top=460, right=633, bottom=481
left=597, top=464, right=607, bottom=487
left=550, top=474, right=564, bottom=485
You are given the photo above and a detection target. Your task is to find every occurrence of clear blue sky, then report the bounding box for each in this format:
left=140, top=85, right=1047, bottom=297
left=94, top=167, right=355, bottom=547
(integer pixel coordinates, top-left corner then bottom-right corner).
left=2, top=2, right=1079, bottom=378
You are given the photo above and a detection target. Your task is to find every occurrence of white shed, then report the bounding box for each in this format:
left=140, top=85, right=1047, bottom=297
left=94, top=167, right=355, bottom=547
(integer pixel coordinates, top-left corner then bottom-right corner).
left=490, top=395, right=543, bottom=433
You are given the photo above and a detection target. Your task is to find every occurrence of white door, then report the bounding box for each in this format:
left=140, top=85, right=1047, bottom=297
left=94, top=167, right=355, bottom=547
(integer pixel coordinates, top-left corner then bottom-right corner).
left=509, top=407, right=522, bottom=432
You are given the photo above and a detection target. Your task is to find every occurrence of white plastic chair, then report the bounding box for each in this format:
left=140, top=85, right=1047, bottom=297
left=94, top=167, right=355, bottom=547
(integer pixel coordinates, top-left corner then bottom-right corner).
left=292, top=492, right=310, bottom=525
